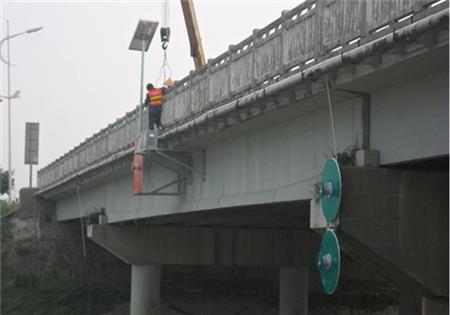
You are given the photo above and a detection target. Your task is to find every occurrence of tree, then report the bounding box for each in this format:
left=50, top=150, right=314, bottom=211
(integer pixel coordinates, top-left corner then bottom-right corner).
left=0, top=168, right=9, bottom=195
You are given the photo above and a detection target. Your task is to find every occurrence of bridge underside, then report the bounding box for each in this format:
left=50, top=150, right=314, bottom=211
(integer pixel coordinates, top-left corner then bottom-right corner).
left=82, top=164, right=448, bottom=315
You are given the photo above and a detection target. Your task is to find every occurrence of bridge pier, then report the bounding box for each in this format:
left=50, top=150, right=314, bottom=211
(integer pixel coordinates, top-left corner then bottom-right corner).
left=400, top=293, right=449, bottom=315
left=130, top=264, right=161, bottom=315
left=279, top=267, right=309, bottom=315
left=88, top=224, right=311, bottom=313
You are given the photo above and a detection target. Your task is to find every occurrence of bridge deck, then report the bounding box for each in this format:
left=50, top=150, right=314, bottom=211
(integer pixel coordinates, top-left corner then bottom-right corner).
left=37, top=0, right=449, bottom=192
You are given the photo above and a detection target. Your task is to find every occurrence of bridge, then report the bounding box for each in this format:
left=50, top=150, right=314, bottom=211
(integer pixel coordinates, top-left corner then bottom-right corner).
left=36, top=1, right=448, bottom=314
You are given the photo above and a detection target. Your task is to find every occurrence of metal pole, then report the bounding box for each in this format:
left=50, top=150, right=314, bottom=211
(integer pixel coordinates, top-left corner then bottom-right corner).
left=138, top=39, right=145, bottom=134
left=7, top=20, right=12, bottom=203
left=29, top=164, right=32, bottom=187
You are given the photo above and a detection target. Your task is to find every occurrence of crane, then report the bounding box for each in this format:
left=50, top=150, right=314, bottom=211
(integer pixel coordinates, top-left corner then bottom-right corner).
left=160, top=0, right=206, bottom=71
left=180, top=0, right=206, bottom=69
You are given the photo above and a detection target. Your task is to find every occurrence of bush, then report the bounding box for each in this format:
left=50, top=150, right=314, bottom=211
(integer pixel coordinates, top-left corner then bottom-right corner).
left=1, top=200, right=20, bottom=217
left=1, top=217, right=12, bottom=241
left=15, top=246, right=32, bottom=258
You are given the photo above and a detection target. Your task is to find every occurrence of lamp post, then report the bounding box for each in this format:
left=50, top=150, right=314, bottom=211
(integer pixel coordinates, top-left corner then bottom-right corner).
left=0, top=20, right=43, bottom=203
left=0, top=90, right=21, bottom=100
left=128, top=20, right=158, bottom=135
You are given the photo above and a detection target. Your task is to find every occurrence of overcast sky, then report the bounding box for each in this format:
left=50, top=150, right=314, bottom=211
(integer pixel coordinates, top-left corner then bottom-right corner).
left=0, top=0, right=299, bottom=198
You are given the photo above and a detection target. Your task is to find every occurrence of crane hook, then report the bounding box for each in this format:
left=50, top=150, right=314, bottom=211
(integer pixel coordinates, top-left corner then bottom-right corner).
left=160, top=27, right=170, bottom=50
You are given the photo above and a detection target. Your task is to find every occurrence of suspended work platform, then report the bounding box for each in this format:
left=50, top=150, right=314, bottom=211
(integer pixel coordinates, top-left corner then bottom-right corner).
left=133, top=129, right=205, bottom=196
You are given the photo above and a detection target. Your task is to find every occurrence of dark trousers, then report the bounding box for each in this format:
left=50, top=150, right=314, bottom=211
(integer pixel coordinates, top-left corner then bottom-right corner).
left=148, top=106, right=162, bottom=130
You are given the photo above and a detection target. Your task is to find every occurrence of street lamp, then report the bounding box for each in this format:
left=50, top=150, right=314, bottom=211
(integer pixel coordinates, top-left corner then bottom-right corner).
left=129, top=20, right=158, bottom=135
left=0, top=20, right=43, bottom=203
left=0, top=25, right=43, bottom=65
left=0, top=90, right=21, bottom=100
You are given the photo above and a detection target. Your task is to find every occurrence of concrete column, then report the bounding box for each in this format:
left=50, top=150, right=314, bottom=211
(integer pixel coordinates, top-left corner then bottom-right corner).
left=421, top=296, right=449, bottom=315
left=130, top=265, right=161, bottom=315
left=279, top=267, right=308, bottom=315
left=400, top=292, right=422, bottom=315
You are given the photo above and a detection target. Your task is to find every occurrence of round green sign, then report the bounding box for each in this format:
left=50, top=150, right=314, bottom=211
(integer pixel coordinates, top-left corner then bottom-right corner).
left=320, top=158, right=341, bottom=221
left=317, top=228, right=341, bottom=295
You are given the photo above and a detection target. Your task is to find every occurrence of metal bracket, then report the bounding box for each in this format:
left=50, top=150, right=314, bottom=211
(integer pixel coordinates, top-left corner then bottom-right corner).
left=134, top=129, right=206, bottom=196
left=135, top=176, right=187, bottom=196
left=153, top=150, right=205, bottom=180
left=135, top=129, right=159, bottom=154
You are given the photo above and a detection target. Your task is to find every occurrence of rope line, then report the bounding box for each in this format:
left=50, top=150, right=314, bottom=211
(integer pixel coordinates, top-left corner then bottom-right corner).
left=156, top=50, right=172, bottom=86
left=325, top=77, right=338, bottom=158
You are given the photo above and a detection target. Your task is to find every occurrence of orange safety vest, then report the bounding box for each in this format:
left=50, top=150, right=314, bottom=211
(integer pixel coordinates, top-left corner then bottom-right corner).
left=148, top=88, right=163, bottom=107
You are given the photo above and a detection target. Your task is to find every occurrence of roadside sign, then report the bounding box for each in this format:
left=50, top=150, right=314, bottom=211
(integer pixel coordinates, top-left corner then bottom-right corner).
left=25, top=122, right=39, bottom=165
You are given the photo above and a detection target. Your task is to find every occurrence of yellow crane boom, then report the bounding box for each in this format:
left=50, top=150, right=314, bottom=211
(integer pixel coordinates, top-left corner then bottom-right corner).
left=180, top=0, right=206, bottom=69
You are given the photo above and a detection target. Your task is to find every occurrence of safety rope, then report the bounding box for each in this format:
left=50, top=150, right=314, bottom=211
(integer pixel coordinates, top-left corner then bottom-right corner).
left=325, top=77, right=338, bottom=158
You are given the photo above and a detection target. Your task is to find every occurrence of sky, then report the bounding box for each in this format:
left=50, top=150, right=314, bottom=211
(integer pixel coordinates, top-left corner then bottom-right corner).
left=0, top=0, right=300, bottom=199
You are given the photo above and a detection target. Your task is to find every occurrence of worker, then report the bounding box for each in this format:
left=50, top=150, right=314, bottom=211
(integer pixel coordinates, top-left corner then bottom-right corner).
left=144, top=80, right=173, bottom=130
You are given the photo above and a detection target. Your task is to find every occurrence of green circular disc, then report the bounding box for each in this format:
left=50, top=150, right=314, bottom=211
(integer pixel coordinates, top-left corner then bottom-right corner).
left=317, top=229, right=341, bottom=295
left=320, top=158, right=342, bottom=221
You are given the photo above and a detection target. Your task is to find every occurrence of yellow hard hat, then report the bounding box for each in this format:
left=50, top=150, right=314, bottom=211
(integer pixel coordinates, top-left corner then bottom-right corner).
left=164, top=78, right=174, bottom=87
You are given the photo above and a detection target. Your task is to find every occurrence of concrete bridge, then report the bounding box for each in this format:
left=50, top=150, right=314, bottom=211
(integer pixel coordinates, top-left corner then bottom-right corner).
left=36, top=1, right=449, bottom=314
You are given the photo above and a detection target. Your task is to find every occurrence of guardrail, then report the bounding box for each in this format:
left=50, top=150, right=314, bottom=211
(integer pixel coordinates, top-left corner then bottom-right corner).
left=37, top=0, right=448, bottom=189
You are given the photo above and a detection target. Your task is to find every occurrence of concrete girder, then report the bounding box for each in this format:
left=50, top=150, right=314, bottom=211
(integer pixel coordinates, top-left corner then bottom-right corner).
left=139, top=201, right=310, bottom=228
left=87, top=224, right=310, bottom=267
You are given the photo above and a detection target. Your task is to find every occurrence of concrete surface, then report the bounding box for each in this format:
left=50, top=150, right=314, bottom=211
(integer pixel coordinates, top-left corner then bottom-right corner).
left=88, top=224, right=310, bottom=266
left=339, top=167, right=448, bottom=297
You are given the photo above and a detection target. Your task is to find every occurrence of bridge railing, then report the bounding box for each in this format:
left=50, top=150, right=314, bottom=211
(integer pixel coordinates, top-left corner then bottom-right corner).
left=37, top=0, right=447, bottom=189
left=161, top=0, right=442, bottom=126
left=37, top=109, right=140, bottom=188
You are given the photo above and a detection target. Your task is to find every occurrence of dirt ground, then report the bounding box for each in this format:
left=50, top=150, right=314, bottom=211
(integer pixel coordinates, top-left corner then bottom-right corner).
left=101, top=300, right=398, bottom=315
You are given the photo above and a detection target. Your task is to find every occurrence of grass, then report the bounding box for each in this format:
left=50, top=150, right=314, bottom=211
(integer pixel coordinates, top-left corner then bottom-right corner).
left=0, top=200, right=20, bottom=217
left=1, top=274, right=129, bottom=315
left=1, top=219, right=12, bottom=241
